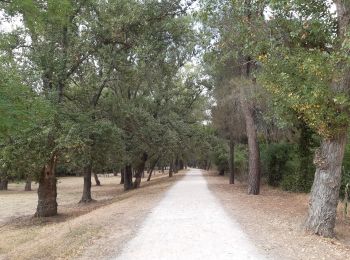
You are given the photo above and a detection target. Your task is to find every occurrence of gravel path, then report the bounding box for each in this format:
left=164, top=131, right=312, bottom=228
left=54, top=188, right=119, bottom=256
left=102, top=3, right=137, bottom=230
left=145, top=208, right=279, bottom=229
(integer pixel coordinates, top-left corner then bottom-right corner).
left=116, top=169, right=267, bottom=260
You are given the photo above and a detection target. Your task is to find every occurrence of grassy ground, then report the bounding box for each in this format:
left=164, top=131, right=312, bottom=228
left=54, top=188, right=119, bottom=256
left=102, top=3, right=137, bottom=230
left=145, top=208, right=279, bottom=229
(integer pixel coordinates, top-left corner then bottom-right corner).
left=0, top=170, right=184, bottom=260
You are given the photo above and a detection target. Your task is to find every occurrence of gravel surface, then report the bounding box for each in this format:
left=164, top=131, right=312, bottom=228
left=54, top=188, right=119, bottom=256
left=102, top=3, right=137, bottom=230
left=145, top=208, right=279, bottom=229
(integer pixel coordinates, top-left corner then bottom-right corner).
left=116, top=169, right=266, bottom=260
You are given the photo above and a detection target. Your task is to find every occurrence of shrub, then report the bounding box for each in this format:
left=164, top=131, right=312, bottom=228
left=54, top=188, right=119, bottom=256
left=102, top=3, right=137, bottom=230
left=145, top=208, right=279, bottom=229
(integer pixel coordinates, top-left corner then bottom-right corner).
left=213, top=142, right=229, bottom=174
left=263, top=143, right=297, bottom=187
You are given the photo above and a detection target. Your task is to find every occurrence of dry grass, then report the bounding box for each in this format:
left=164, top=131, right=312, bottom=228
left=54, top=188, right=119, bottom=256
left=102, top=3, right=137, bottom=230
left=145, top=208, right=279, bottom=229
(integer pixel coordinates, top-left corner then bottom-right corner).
left=0, top=170, right=185, bottom=260
left=204, top=171, right=350, bottom=260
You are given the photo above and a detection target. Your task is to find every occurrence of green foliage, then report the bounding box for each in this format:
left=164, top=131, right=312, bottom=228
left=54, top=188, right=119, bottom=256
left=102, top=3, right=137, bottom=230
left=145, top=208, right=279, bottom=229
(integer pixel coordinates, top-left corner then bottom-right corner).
left=213, top=140, right=229, bottom=173
left=260, top=141, right=315, bottom=192
left=233, top=144, right=248, bottom=177
left=261, top=143, right=297, bottom=187
left=260, top=48, right=348, bottom=138
left=0, top=0, right=209, bottom=186
left=0, top=60, right=52, bottom=137
left=259, top=1, right=350, bottom=139
left=0, top=58, right=54, bottom=181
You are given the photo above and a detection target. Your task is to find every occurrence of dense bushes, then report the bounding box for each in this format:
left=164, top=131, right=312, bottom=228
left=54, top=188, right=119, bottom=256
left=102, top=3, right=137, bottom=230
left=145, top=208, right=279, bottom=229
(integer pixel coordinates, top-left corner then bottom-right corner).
left=261, top=143, right=297, bottom=187
left=211, top=141, right=247, bottom=177
left=233, top=144, right=248, bottom=180
left=260, top=142, right=315, bottom=192
left=213, top=142, right=229, bottom=175
left=212, top=137, right=350, bottom=198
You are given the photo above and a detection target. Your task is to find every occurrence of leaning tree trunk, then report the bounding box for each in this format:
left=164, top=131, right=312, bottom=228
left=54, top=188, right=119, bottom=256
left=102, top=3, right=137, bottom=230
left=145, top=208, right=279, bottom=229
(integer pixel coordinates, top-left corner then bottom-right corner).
left=133, top=153, right=148, bottom=188
left=124, top=165, right=133, bottom=191
left=206, top=161, right=211, bottom=171
left=147, top=157, right=160, bottom=182
left=229, top=139, right=235, bottom=184
left=304, top=1, right=350, bottom=238
left=25, top=178, right=32, bottom=191
left=241, top=98, right=261, bottom=195
left=35, top=156, right=58, bottom=217
left=93, top=172, right=101, bottom=186
left=80, top=163, right=93, bottom=203
left=305, top=133, right=347, bottom=237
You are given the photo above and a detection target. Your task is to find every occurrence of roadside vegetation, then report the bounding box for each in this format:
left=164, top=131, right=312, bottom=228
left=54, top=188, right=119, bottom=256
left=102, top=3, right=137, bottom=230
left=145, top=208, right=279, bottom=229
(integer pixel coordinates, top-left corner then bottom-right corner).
left=1, top=1, right=350, bottom=258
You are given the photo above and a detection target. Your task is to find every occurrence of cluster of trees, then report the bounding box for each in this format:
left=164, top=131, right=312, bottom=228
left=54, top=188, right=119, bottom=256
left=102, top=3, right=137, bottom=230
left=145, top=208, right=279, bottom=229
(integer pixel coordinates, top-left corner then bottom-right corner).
left=0, top=0, right=211, bottom=217
left=199, top=0, right=350, bottom=238
left=1, top=0, right=350, bottom=241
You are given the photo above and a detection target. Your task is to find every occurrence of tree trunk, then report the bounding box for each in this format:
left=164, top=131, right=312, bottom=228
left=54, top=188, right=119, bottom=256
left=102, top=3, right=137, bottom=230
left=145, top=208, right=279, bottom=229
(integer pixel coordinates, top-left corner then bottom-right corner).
left=120, top=168, right=125, bottom=184
left=133, top=153, right=148, bottom=188
left=305, top=133, right=347, bottom=237
left=241, top=97, right=261, bottom=195
left=35, top=156, right=58, bottom=217
left=219, top=169, right=225, bottom=176
left=174, top=157, right=179, bottom=173
left=80, top=163, right=93, bottom=203
left=169, top=161, right=174, bottom=178
left=206, top=161, right=211, bottom=171
left=0, top=178, right=8, bottom=190
left=179, top=160, right=184, bottom=170
left=147, top=157, right=160, bottom=182
left=203, top=160, right=208, bottom=171
left=93, top=172, right=101, bottom=186
left=124, top=165, right=133, bottom=191
left=229, top=139, right=235, bottom=184
left=304, top=1, right=350, bottom=237
left=25, top=178, right=32, bottom=191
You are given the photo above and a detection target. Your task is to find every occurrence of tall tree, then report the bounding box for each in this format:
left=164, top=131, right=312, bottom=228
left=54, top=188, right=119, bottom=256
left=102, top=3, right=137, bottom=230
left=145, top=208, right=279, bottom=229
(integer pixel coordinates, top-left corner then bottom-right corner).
left=261, top=0, right=350, bottom=237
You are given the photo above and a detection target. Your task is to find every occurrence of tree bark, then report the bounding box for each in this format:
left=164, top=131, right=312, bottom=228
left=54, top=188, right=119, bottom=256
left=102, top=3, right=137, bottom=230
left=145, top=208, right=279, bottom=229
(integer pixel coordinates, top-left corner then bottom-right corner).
left=219, top=169, right=225, bottom=176
left=124, top=165, right=133, bottom=191
left=93, top=172, right=101, bottom=186
left=120, top=168, right=125, bottom=184
left=35, top=155, right=58, bottom=217
left=241, top=97, right=261, bottom=195
left=0, top=178, right=8, bottom=190
left=174, top=157, right=179, bottom=173
left=133, top=153, right=148, bottom=188
left=80, top=162, right=93, bottom=203
left=305, top=134, right=347, bottom=237
left=206, top=161, right=211, bottom=171
left=147, top=157, right=160, bottom=182
left=169, top=161, right=174, bottom=177
left=25, top=178, right=32, bottom=191
left=179, top=160, right=184, bottom=170
left=229, top=139, right=235, bottom=184
left=304, top=1, right=350, bottom=237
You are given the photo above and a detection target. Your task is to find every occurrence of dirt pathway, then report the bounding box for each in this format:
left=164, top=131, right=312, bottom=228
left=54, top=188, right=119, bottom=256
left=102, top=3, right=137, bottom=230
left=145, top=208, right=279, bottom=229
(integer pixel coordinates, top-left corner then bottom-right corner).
left=116, top=169, right=266, bottom=260
left=204, top=171, right=350, bottom=260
